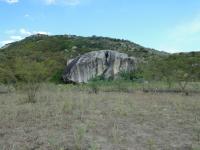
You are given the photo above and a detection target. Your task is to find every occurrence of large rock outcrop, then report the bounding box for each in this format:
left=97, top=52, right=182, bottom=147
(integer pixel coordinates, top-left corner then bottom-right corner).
left=62, top=50, right=137, bottom=83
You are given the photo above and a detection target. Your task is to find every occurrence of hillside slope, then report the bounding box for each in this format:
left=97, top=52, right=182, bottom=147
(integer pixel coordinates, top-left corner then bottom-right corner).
left=0, top=34, right=167, bottom=58
left=0, top=34, right=168, bottom=83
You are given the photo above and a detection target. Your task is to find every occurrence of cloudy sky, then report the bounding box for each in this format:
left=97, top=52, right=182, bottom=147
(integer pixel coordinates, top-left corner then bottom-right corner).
left=0, top=0, right=200, bottom=53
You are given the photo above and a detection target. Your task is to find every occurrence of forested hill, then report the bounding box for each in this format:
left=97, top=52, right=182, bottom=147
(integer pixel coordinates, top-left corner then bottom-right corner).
left=0, top=34, right=167, bottom=59
left=1, top=34, right=199, bottom=84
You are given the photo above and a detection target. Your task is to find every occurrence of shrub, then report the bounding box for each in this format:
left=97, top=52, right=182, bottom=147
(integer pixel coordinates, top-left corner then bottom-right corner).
left=62, top=99, right=73, bottom=114
left=25, top=82, right=40, bottom=103
left=73, top=124, right=87, bottom=150
left=88, top=82, right=99, bottom=94
left=50, top=69, right=63, bottom=84
left=119, top=70, right=143, bottom=82
left=16, top=82, right=40, bottom=103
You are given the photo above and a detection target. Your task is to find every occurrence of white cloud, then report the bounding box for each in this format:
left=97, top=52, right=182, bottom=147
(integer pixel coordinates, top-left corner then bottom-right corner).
left=158, top=15, right=200, bottom=53
left=33, top=31, right=50, bottom=35
left=10, top=35, right=23, bottom=40
left=156, top=45, right=181, bottom=54
left=7, top=0, right=18, bottom=4
left=44, top=0, right=80, bottom=6
left=45, top=0, right=56, bottom=5
left=63, top=0, right=80, bottom=5
left=0, top=35, right=23, bottom=46
left=1, top=0, right=19, bottom=4
left=0, top=40, right=14, bottom=46
left=170, top=15, right=200, bottom=41
left=19, top=28, right=32, bottom=36
left=1, top=28, right=50, bottom=47
left=5, top=29, right=16, bottom=35
left=19, top=28, right=50, bottom=36
left=24, top=14, right=30, bottom=18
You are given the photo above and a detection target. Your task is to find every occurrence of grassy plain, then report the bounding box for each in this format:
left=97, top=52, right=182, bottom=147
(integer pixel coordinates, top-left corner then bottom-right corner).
left=0, top=83, right=200, bottom=150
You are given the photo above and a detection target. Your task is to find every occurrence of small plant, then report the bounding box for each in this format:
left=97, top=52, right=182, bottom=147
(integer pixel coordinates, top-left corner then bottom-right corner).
left=111, top=121, right=121, bottom=144
left=62, top=99, right=73, bottom=114
left=73, top=124, right=87, bottom=150
left=147, top=138, right=156, bottom=150
left=89, top=141, right=99, bottom=150
left=77, top=98, right=86, bottom=121
left=193, top=126, right=200, bottom=142
left=119, top=70, right=140, bottom=81
left=191, top=103, right=200, bottom=123
left=21, top=82, right=40, bottom=103
left=89, top=82, right=99, bottom=94
left=192, top=147, right=200, bottom=150
left=114, top=80, right=129, bottom=92
left=112, top=99, right=130, bottom=117
left=68, top=97, right=86, bottom=121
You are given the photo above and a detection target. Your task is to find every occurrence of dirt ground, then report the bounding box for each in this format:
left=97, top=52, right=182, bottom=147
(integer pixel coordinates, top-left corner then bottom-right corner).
left=0, top=84, right=200, bottom=150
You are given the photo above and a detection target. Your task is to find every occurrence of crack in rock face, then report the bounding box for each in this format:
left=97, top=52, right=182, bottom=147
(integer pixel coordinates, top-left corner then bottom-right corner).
left=62, top=50, right=137, bottom=83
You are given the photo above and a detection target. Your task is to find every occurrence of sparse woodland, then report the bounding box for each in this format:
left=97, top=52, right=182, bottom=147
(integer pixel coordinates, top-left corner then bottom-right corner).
left=0, top=35, right=200, bottom=149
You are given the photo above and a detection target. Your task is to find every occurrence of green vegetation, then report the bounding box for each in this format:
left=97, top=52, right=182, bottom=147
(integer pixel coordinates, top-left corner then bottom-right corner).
left=141, top=53, right=200, bottom=92
left=87, top=52, right=200, bottom=94
left=1, top=34, right=200, bottom=149
left=0, top=34, right=167, bottom=84
left=0, top=34, right=200, bottom=95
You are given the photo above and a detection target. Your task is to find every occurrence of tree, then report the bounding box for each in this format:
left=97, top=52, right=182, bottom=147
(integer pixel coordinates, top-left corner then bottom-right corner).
left=143, top=56, right=175, bottom=88
left=143, top=54, right=200, bottom=92
left=13, top=58, right=49, bottom=103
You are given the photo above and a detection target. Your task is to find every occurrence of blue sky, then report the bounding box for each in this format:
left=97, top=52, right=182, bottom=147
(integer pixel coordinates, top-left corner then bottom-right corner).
left=0, top=0, right=200, bottom=53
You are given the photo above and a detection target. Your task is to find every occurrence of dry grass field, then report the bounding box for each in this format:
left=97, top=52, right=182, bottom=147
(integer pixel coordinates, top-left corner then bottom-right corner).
left=0, top=84, right=200, bottom=150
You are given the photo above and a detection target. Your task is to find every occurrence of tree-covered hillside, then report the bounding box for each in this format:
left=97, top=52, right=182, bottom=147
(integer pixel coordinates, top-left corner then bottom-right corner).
left=0, top=34, right=167, bottom=83
left=0, top=34, right=199, bottom=85
left=0, top=34, right=167, bottom=58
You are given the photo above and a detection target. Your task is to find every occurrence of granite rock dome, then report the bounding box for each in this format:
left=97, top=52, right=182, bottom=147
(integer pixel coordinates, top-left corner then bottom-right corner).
left=62, top=50, right=137, bottom=83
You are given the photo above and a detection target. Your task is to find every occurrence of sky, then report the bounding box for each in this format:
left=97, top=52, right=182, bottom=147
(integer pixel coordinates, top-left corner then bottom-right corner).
left=0, top=0, right=200, bottom=53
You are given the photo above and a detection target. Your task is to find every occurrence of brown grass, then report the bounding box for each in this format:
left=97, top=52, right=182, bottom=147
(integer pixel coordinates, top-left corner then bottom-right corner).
left=0, top=83, right=200, bottom=150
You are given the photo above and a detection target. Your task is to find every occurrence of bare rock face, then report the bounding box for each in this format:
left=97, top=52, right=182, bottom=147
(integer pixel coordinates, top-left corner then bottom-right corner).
left=62, top=50, right=137, bottom=83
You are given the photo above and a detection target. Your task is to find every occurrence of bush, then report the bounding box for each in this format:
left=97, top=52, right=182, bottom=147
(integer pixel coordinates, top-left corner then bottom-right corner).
left=119, top=70, right=143, bottom=82
left=16, top=82, right=40, bottom=103
left=25, top=82, right=40, bottom=103
left=50, top=69, right=63, bottom=84
left=88, top=82, right=99, bottom=94
left=73, top=124, right=87, bottom=150
left=89, top=75, right=105, bottom=82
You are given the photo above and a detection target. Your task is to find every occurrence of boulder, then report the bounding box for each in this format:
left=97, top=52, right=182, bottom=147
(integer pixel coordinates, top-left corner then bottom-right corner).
left=62, top=50, right=137, bottom=83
